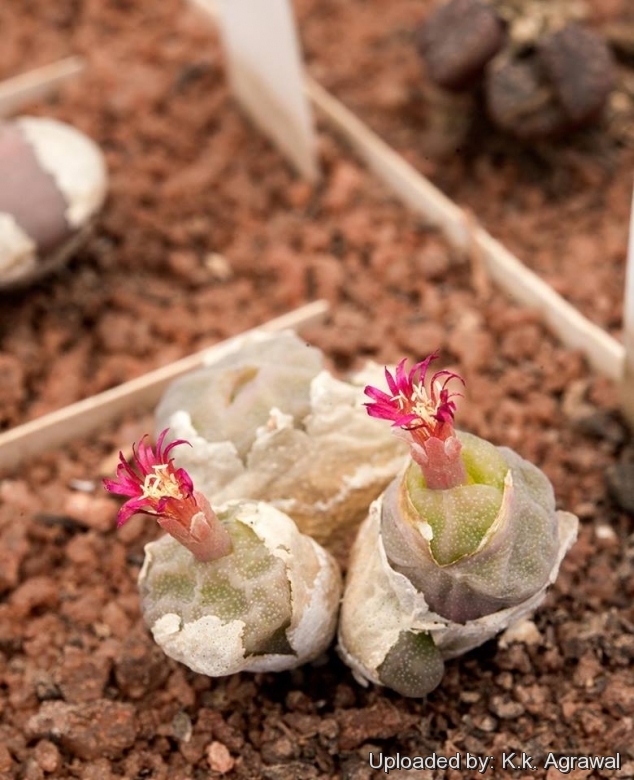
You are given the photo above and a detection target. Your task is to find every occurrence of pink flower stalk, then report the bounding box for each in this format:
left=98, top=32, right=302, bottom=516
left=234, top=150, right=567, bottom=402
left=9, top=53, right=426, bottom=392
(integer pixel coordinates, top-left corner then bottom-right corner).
left=103, top=429, right=232, bottom=562
left=364, top=353, right=467, bottom=490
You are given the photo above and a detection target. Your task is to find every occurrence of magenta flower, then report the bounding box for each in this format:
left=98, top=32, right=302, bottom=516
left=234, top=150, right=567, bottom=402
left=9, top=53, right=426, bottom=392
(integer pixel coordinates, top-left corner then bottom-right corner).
left=365, top=352, right=462, bottom=439
left=364, top=353, right=467, bottom=490
left=104, top=429, right=232, bottom=562
left=104, top=429, right=192, bottom=526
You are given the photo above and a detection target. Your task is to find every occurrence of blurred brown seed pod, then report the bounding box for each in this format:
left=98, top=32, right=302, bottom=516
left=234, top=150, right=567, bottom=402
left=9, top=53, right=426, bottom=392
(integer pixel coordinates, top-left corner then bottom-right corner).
left=485, top=54, right=569, bottom=139
left=538, top=23, right=615, bottom=125
left=486, top=22, right=615, bottom=140
left=416, top=0, right=506, bottom=91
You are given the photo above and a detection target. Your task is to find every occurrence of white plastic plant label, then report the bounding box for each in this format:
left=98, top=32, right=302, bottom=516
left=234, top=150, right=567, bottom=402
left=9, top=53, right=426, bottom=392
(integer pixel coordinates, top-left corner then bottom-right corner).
left=198, top=0, right=318, bottom=181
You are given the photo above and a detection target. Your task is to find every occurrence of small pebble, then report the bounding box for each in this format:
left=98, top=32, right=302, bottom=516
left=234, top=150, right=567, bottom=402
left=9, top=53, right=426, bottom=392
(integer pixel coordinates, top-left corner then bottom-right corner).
left=594, top=524, right=617, bottom=542
left=472, top=713, right=498, bottom=732
left=114, top=632, right=170, bottom=699
left=10, top=576, right=59, bottom=615
left=172, top=711, right=193, bottom=743
left=0, top=744, right=13, bottom=773
left=499, top=618, right=542, bottom=648
left=55, top=646, right=111, bottom=704
left=207, top=741, right=235, bottom=774
left=64, top=492, right=117, bottom=533
left=34, top=740, right=61, bottom=773
left=573, top=501, right=596, bottom=520
left=26, top=700, right=136, bottom=760
left=489, top=695, right=525, bottom=719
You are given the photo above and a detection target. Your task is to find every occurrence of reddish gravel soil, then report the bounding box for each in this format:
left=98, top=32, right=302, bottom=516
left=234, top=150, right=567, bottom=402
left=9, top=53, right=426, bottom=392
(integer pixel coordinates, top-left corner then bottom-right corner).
left=1, top=2, right=633, bottom=779
left=294, top=0, right=634, bottom=337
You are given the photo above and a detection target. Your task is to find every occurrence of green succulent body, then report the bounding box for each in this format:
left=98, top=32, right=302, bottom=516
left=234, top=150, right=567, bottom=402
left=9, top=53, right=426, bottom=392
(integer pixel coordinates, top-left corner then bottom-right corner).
left=140, top=500, right=341, bottom=676
left=142, top=508, right=295, bottom=657
left=339, top=431, right=578, bottom=697
left=382, top=431, right=561, bottom=623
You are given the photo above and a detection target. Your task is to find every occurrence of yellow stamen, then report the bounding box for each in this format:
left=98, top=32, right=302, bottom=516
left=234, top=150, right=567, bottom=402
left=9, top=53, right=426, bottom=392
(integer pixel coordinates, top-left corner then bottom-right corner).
left=413, top=380, right=442, bottom=424
left=391, top=390, right=410, bottom=409
left=393, top=381, right=439, bottom=427
left=142, top=464, right=183, bottom=501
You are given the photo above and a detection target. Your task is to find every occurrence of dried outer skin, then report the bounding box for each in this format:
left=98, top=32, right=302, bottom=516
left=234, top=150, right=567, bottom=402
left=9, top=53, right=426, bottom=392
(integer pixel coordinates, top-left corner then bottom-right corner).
left=416, top=0, right=506, bottom=91
left=139, top=500, right=342, bottom=676
left=538, top=23, right=614, bottom=124
left=156, top=332, right=407, bottom=551
left=338, top=490, right=577, bottom=697
left=156, top=331, right=322, bottom=463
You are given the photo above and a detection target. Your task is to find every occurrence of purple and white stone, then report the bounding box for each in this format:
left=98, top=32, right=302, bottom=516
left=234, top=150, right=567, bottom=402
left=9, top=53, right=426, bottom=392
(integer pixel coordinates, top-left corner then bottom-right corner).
left=0, top=116, right=107, bottom=287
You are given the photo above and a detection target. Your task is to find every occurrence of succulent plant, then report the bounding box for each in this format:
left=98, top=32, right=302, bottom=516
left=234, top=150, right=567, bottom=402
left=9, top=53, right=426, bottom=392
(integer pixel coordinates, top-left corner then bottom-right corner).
left=416, top=0, right=615, bottom=140
left=104, top=430, right=341, bottom=675
left=0, top=117, right=107, bottom=287
left=486, top=23, right=615, bottom=139
left=155, top=331, right=407, bottom=552
left=338, top=353, right=578, bottom=697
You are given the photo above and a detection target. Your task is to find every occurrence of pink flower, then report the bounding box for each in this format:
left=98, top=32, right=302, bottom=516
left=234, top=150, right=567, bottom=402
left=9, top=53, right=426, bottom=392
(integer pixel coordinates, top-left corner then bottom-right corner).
left=364, top=352, right=462, bottom=442
left=104, top=429, right=192, bottom=526
left=365, top=353, right=467, bottom=490
left=104, top=429, right=232, bottom=562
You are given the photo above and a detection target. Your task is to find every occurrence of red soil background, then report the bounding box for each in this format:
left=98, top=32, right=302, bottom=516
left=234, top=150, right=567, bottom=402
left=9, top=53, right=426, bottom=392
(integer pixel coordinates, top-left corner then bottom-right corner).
left=0, top=1, right=632, bottom=778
